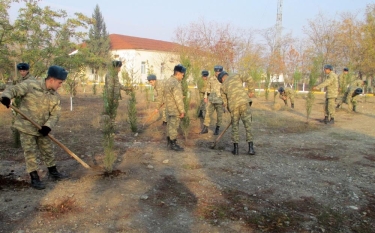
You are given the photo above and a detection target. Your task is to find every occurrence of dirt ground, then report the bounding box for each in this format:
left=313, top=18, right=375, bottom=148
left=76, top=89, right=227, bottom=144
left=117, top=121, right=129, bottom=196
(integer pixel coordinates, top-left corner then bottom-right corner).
left=1, top=86, right=375, bottom=233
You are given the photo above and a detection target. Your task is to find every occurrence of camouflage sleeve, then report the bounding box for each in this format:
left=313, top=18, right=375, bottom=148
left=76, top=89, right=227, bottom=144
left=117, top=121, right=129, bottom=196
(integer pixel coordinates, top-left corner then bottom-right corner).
left=220, top=87, right=228, bottom=108
left=44, top=100, right=61, bottom=129
left=316, top=76, right=334, bottom=89
left=154, top=86, right=164, bottom=109
left=2, top=81, right=30, bottom=99
left=173, top=82, right=185, bottom=114
left=241, top=75, right=255, bottom=95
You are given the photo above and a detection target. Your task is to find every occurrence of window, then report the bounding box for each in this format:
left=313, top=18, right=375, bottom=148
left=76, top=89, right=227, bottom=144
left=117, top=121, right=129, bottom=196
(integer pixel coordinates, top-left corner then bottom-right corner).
left=141, top=62, right=146, bottom=74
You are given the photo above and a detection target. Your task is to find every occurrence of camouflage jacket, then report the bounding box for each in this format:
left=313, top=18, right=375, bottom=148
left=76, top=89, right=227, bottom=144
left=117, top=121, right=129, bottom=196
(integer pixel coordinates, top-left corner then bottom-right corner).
left=205, top=76, right=223, bottom=104
left=279, top=88, right=295, bottom=99
left=350, top=79, right=363, bottom=88
left=220, top=74, right=253, bottom=112
left=104, top=72, right=131, bottom=97
left=337, top=73, right=351, bottom=93
left=154, top=79, right=165, bottom=109
left=316, top=72, right=338, bottom=98
left=199, top=78, right=208, bottom=94
left=164, top=75, right=184, bottom=116
left=2, top=79, right=61, bottom=136
left=13, top=73, right=35, bottom=85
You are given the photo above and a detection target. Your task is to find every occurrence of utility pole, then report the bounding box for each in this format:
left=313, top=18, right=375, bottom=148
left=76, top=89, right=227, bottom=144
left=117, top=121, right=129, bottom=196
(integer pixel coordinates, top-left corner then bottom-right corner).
left=275, top=0, right=283, bottom=52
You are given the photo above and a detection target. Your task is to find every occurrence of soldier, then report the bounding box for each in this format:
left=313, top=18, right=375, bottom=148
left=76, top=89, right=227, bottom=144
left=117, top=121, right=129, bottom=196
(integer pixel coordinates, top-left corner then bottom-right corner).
left=200, top=65, right=224, bottom=135
left=338, top=68, right=351, bottom=95
left=104, top=61, right=131, bottom=122
left=218, top=71, right=255, bottom=156
left=147, top=74, right=166, bottom=125
left=14, top=63, right=35, bottom=84
left=12, top=63, right=36, bottom=146
left=197, top=70, right=209, bottom=119
left=336, top=80, right=367, bottom=112
left=1, top=65, right=68, bottom=190
left=277, top=87, right=295, bottom=108
left=314, top=64, right=338, bottom=124
left=164, top=64, right=186, bottom=151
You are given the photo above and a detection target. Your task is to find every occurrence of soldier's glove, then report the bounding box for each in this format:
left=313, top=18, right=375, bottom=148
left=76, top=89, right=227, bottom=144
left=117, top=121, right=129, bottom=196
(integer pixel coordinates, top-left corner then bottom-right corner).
left=38, top=126, right=51, bottom=136
left=1, top=97, right=11, bottom=108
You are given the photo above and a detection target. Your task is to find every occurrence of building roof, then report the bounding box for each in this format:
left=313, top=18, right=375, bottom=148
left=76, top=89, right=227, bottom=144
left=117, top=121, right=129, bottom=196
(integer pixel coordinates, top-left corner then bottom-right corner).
left=109, top=34, right=179, bottom=52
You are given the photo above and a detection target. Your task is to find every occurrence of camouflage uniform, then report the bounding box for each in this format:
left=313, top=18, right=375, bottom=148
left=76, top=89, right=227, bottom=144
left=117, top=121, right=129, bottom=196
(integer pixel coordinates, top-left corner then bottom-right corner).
left=164, top=75, right=185, bottom=140
left=337, top=79, right=364, bottom=111
left=278, top=87, right=295, bottom=106
left=204, top=76, right=223, bottom=127
left=220, top=74, right=254, bottom=143
left=316, top=71, right=338, bottom=119
left=337, top=73, right=352, bottom=95
left=198, top=78, right=208, bottom=118
left=2, top=79, right=61, bottom=173
left=153, top=79, right=166, bottom=122
left=12, top=73, right=36, bottom=143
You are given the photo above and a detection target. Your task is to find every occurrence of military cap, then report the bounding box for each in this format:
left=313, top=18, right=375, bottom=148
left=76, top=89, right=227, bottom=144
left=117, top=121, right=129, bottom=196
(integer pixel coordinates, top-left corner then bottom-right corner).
left=217, top=71, right=228, bottom=83
left=343, top=68, right=349, bottom=71
left=324, top=64, right=333, bottom=70
left=174, top=64, right=186, bottom=73
left=17, top=63, right=30, bottom=70
left=147, top=74, right=157, bottom=80
left=214, top=65, right=223, bottom=72
left=112, top=60, right=122, bottom=67
left=201, top=70, right=209, bottom=77
left=47, top=65, right=68, bottom=80
left=278, top=87, right=285, bottom=93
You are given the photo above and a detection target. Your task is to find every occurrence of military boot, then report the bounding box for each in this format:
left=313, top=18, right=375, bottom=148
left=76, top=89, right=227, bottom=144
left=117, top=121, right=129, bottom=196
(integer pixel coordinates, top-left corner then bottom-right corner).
left=291, top=103, right=294, bottom=109
left=167, top=136, right=171, bottom=147
left=320, top=116, right=329, bottom=124
left=248, top=142, right=255, bottom=155
left=232, top=143, right=239, bottom=155
left=48, top=166, right=68, bottom=181
left=214, top=126, right=220, bottom=135
left=200, top=125, right=208, bottom=134
left=336, top=104, right=341, bottom=109
left=170, top=139, right=184, bottom=151
left=29, top=171, right=45, bottom=190
left=327, top=118, right=334, bottom=124
left=162, top=121, right=167, bottom=126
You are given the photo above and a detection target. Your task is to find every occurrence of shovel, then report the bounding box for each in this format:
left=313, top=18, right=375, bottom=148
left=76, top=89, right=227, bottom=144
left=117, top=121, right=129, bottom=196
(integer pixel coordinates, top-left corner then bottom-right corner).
left=210, top=121, right=232, bottom=149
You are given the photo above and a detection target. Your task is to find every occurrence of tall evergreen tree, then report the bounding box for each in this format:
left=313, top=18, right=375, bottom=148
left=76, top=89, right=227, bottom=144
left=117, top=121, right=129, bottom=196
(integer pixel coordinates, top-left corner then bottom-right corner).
left=86, top=4, right=110, bottom=82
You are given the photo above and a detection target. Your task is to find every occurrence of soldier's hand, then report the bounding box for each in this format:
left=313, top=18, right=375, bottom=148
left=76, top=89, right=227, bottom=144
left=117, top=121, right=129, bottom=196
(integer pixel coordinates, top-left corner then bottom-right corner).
left=38, top=126, right=51, bottom=136
left=179, top=113, right=185, bottom=119
left=154, top=109, right=159, bottom=113
left=248, top=93, right=254, bottom=98
left=1, top=97, right=11, bottom=108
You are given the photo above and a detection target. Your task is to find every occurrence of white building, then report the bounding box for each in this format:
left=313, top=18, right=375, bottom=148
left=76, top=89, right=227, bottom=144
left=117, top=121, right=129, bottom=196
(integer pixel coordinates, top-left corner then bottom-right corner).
left=104, top=34, right=180, bottom=83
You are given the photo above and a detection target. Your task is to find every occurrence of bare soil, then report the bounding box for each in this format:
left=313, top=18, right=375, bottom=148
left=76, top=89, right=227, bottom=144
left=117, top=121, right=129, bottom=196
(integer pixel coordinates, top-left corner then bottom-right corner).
left=1, top=87, right=375, bottom=233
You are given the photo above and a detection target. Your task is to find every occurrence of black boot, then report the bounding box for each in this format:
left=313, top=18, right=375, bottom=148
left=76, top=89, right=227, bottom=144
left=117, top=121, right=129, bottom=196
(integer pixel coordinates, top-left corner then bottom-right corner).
left=291, top=103, right=294, bottom=109
left=232, top=143, right=239, bottom=155
left=248, top=142, right=255, bottom=155
left=170, top=139, right=184, bottom=151
left=200, top=125, right=208, bottom=134
left=214, top=126, right=220, bottom=135
left=162, top=121, right=167, bottom=126
left=336, top=104, right=341, bottom=109
left=48, top=166, right=68, bottom=181
left=320, top=116, right=329, bottom=124
left=29, top=171, right=45, bottom=190
left=167, top=136, right=171, bottom=147
left=328, top=118, right=334, bottom=124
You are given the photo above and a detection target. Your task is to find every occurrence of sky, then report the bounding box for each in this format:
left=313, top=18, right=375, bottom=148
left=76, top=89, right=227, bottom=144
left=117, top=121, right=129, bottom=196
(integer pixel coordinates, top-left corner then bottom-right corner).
left=8, top=0, right=374, bottom=42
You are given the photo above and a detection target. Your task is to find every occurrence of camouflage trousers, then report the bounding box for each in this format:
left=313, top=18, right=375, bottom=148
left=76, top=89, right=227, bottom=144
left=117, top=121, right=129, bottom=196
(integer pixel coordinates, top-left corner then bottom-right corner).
left=324, top=98, right=336, bottom=118
left=198, top=93, right=207, bottom=118
left=203, top=102, right=223, bottom=127
left=20, top=132, right=55, bottom=173
left=231, top=104, right=253, bottom=143
left=337, top=91, right=358, bottom=111
left=167, top=115, right=180, bottom=140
